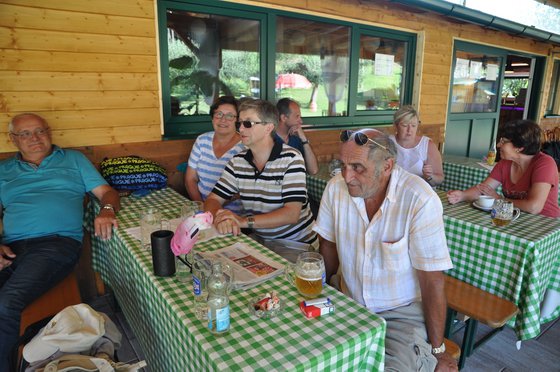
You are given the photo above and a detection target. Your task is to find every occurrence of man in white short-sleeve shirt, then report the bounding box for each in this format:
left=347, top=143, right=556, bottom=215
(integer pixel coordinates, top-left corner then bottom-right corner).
left=314, top=129, right=456, bottom=372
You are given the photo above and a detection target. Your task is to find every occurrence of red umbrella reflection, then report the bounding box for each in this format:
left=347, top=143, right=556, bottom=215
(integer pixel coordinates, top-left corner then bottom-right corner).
left=275, top=73, right=312, bottom=89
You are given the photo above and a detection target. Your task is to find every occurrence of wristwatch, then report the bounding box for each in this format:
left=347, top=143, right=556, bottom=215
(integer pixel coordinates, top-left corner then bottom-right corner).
left=301, top=139, right=310, bottom=145
left=102, top=204, right=115, bottom=213
left=431, top=342, right=446, bottom=355
left=247, top=215, right=255, bottom=229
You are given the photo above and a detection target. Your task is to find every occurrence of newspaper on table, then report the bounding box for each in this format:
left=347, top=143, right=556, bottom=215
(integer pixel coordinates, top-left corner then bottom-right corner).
left=198, top=242, right=285, bottom=290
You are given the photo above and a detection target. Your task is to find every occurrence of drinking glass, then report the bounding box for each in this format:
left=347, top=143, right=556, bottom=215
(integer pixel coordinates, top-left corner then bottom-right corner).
left=285, top=252, right=326, bottom=298
left=181, top=201, right=205, bottom=220
left=140, top=208, right=161, bottom=249
left=490, top=199, right=520, bottom=227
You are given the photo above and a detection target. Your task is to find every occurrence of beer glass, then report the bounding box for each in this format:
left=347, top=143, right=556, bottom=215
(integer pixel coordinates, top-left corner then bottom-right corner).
left=491, top=199, right=520, bottom=227
left=285, top=252, right=325, bottom=298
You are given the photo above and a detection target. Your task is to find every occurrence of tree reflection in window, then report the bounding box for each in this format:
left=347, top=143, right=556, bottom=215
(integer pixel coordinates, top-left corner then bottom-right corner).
left=166, top=9, right=260, bottom=116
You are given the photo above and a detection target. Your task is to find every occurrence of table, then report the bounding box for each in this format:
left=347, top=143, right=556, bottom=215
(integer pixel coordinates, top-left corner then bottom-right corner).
left=86, top=188, right=386, bottom=371
left=438, top=190, right=560, bottom=340
left=439, top=155, right=494, bottom=192
left=306, top=163, right=560, bottom=340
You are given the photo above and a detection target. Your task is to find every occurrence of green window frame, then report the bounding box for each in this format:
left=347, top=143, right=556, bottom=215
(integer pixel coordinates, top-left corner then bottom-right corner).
left=545, top=60, right=560, bottom=116
left=158, top=0, right=416, bottom=138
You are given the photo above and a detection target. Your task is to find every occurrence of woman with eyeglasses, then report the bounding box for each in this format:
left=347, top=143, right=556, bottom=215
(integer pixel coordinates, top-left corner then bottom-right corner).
left=389, top=105, right=444, bottom=187
left=447, top=120, right=560, bottom=218
left=185, top=96, right=245, bottom=213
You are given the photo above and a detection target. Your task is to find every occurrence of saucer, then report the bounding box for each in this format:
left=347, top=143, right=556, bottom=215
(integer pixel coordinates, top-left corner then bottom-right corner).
left=472, top=201, right=492, bottom=212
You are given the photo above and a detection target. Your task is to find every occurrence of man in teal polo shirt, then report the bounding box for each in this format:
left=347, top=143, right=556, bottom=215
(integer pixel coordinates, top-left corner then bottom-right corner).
left=0, top=113, right=120, bottom=369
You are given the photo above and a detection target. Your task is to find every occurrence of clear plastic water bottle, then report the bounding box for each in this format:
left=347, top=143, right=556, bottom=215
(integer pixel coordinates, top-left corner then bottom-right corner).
left=207, top=262, right=230, bottom=334
left=191, top=251, right=212, bottom=320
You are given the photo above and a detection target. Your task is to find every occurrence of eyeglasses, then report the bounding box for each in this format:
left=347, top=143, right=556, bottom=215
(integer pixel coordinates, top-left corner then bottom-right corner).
left=10, top=127, right=50, bottom=140
left=498, top=137, right=511, bottom=145
left=340, top=130, right=388, bottom=151
left=213, top=111, right=237, bottom=121
left=235, top=121, right=270, bottom=130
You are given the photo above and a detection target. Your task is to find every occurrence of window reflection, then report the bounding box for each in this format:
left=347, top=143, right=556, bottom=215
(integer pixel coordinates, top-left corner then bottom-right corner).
left=275, top=17, right=350, bottom=117
left=357, top=36, right=407, bottom=112
left=166, top=10, right=260, bottom=116
left=451, top=51, right=502, bottom=113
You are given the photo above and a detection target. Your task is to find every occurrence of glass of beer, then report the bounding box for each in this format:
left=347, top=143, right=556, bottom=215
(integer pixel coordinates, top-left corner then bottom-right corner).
left=490, top=199, right=520, bottom=227
left=285, top=252, right=325, bottom=298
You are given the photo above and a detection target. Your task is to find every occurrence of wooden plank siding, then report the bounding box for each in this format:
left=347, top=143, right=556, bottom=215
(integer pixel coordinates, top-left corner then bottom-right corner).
left=0, top=0, right=160, bottom=152
left=0, top=0, right=558, bottom=155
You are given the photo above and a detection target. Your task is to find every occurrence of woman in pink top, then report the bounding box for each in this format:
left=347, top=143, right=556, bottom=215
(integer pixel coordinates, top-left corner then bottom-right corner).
left=448, top=120, right=560, bottom=218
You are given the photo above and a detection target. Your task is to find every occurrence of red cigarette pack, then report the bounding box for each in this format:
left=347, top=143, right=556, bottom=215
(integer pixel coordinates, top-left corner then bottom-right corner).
left=299, top=301, right=335, bottom=318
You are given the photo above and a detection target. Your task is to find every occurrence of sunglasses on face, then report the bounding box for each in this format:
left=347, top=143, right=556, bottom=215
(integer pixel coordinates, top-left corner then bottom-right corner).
left=235, top=120, right=269, bottom=130
left=340, top=130, right=388, bottom=151
left=213, top=111, right=237, bottom=121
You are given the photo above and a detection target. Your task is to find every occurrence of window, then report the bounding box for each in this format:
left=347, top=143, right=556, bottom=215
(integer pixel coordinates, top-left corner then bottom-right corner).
left=158, top=1, right=416, bottom=137
left=546, top=60, right=560, bottom=116
left=450, top=51, right=503, bottom=113
left=275, top=16, right=350, bottom=117
left=357, top=35, right=409, bottom=112
left=166, top=9, right=261, bottom=117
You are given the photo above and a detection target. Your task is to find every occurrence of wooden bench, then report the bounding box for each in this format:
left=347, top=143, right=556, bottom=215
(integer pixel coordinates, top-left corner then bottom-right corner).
left=15, top=271, right=82, bottom=368
left=19, top=271, right=82, bottom=335
left=444, top=275, right=519, bottom=370
left=444, top=338, right=461, bottom=361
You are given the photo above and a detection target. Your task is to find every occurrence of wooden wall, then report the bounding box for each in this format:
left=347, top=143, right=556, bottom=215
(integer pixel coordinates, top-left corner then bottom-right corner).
left=0, top=0, right=557, bottom=154
left=0, top=0, right=161, bottom=152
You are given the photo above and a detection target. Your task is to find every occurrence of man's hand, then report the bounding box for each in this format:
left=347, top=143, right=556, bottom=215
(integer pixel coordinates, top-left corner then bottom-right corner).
left=288, top=125, right=306, bottom=140
left=434, top=352, right=458, bottom=372
left=94, top=208, right=118, bottom=240
left=214, top=209, right=243, bottom=235
left=0, top=244, right=16, bottom=270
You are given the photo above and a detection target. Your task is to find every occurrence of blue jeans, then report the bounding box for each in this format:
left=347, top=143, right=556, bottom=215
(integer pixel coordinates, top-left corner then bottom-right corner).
left=0, top=235, right=81, bottom=371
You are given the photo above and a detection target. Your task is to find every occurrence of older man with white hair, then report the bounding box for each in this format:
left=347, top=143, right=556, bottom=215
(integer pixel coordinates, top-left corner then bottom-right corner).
left=314, top=128, right=457, bottom=371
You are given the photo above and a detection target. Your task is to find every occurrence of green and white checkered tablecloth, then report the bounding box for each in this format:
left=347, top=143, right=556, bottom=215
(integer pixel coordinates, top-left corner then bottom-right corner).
left=307, top=164, right=332, bottom=206
left=86, top=188, right=385, bottom=371
left=439, top=155, right=493, bottom=192
left=437, top=190, right=560, bottom=340
left=307, top=162, right=560, bottom=341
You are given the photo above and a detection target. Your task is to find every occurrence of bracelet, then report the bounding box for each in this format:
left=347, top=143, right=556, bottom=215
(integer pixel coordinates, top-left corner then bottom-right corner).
left=247, top=215, right=255, bottom=229
left=301, top=140, right=310, bottom=145
left=426, top=176, right=433, bottom=183
left=102, top=204, right=115, bottom=212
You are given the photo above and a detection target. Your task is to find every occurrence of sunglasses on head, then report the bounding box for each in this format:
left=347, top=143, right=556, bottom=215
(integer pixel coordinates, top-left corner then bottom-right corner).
left=235, top=120, right=270, bottom=130
left=340, top=130, right=388, bottom=151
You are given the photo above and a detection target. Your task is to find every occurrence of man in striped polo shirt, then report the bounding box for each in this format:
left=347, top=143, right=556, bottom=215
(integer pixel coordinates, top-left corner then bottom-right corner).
left=205, top=99, right=317, bottom=262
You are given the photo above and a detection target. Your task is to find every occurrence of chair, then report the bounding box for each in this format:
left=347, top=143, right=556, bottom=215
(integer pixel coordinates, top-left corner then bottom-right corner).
left=15, top=271, right=82, bottom=369
left=444, top=275, right=518, bottom=370
left=19, top=271, right=82, bottom=335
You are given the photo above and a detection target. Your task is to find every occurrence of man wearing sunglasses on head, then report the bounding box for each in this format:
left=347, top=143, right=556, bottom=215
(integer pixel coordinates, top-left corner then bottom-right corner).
left=313, top=129, right=457, bottom=372
left=204, top=99, right=318, bottom=262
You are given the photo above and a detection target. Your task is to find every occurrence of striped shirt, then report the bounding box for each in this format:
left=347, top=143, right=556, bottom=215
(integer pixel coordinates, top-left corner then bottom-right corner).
left=187, top=132, right=245, bottom=213
left=212, top=141, right=317, bottom=244
left=313, top=166, right=452, bottom=312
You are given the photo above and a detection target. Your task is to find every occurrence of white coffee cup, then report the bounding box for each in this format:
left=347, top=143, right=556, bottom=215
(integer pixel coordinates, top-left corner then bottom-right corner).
left=478, top=195, right=495, bottom=209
